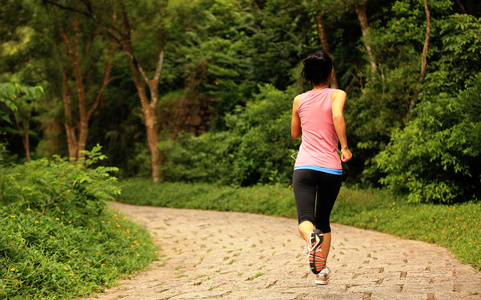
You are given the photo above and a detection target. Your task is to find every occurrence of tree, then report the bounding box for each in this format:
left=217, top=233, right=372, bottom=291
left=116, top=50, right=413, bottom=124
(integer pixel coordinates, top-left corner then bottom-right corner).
left=166, top=0, right=260, bottom=132
left=353, top=0, right=377, bottom=75
left=0, top=83, right=44, bottom=161
left=45, top=0, right=169, bottom=182
left=11, top=94, right=35, bottom=162
left=49, top=6, right=118, bottom=160
left=373, top=12, right=481, bottom=203
left=305, top=0, right=340, bottom=88
left=405, top=0, right=431, bottom=123
left=53, top=0, right=168, bottom=182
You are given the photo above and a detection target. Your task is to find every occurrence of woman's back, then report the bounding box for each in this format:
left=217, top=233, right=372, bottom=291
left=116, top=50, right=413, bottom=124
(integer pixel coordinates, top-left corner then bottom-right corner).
left=294, top=89, right=341, bottom=171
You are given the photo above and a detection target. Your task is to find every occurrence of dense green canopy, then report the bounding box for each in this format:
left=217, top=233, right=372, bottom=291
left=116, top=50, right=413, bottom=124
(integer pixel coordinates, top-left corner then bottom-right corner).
left=1, top=0, right=480, bottom=203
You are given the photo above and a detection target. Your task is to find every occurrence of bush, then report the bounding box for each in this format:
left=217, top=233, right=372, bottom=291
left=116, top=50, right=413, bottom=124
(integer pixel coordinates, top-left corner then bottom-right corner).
left=0, top=146, right=158, bottom=299
left=1, top=145, right=120, bottom=223
left=373, top=14, right=481, bottom=204
left=374, top=74, right=481, bottom=203
left=159, top=84, right=301, bottom=186
left=0, top=204, right=157, bottom=299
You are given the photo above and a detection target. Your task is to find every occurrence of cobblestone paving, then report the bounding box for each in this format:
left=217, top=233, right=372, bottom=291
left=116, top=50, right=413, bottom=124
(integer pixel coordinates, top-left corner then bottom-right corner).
left=82, top=202, right=481, bottom=300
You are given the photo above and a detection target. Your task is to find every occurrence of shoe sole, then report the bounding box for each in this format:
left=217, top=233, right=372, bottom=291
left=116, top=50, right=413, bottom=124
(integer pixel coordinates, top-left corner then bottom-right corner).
left=315, top=274, right=330, bottom=285
left=308, top=229, right=325, bottom=274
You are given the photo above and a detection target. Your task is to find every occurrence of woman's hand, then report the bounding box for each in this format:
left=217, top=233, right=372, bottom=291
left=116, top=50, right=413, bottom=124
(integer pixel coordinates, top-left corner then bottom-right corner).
left=341, top=148, right=352, bottom=162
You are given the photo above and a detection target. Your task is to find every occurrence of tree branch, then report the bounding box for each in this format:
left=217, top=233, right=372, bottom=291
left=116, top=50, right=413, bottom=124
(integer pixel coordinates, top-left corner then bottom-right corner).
left=44, top=0, right=124, bottom=48
left=87, top=37, right=116, bottom=120
left=405, top=0, right=431, bottom=123
left=420, top=0, right=431, bottom=81
left=152, top=50, right=164, bottom=85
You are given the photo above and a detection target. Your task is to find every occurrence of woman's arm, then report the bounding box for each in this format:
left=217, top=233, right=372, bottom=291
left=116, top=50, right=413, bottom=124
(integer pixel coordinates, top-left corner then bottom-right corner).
left=332, top=90, right=352, bottom=162
left=291, top=95, right=302, bottom=139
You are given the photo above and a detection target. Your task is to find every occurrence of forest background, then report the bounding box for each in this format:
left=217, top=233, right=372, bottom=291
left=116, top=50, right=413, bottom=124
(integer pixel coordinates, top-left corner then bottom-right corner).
left=1, top=0, right=481, bottom=204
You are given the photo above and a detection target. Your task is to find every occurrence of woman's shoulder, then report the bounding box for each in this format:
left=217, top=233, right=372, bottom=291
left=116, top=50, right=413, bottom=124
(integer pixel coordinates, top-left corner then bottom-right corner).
left=331, top=89, right=346, bottom=100
left=330, top=88, right=346, bottom=95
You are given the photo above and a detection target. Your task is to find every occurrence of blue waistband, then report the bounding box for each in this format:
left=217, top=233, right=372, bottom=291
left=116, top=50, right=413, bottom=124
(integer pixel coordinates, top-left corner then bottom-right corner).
left=294, top=165, right=343, bottom=175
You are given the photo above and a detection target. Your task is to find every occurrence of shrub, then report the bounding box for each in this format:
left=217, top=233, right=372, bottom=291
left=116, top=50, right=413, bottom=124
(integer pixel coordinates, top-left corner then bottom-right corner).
left=373, top=14, right=481, bottom=204
left=0, top=145, right=120, bottom=223
left=0, top=203, right=157, bottom=299
left=159, top=84, right=301, bottom=186
left=0, top=146, right=157, bottom=299
left=374, top=74, right=481, bottom=203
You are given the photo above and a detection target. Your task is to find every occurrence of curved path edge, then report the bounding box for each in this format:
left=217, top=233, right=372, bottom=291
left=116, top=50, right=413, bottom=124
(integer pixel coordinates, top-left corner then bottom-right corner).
left=81, top=202, right=481, bottom=300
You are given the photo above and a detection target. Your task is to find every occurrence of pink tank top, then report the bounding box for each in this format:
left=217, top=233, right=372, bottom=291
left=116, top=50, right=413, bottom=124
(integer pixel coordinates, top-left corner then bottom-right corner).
left=294, top=89, right=342, bottom=171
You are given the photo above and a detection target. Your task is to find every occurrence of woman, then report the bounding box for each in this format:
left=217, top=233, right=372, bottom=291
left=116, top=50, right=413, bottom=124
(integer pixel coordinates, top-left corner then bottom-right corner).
left=291, top=51, right=352, bottom=285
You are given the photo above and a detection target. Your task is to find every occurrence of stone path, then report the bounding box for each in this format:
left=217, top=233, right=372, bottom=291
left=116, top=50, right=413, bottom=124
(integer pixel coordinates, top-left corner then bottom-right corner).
left=82, top=202, right=481, bottom=300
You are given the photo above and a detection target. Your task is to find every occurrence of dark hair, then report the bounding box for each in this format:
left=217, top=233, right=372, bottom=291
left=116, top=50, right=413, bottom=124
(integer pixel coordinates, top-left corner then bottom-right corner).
left=301, top=51, right=333, bottom=86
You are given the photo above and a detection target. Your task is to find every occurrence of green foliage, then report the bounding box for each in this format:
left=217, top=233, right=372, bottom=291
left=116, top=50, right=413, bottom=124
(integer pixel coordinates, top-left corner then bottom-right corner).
left=117, top=179, right=481, bottom=271
left=372, top=13, right=481, bottom=204
left=375, top=74, right=481, bottom=204
left=1, top=0, right=479, bottom=204
left=0, top=203, right=157, bottom=299
left=0, top=82, right=43, bottom=124
left=118, top=178, right=297, bottom=218
left=159, top=84, right=301, bottom=186
left=438, top=14, right=481, bottom=89
left=0, top=145, right=120, bottom=223
left=0, top=147, right=157, bottom=299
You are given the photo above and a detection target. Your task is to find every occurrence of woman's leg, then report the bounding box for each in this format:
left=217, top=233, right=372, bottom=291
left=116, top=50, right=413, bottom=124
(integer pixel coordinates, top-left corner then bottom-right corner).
left=293, top=169, right=318, bottom=235
left=314, top=172, right=342, bottom=264
left=298, top=220, right=316, bottom=241
left=320, top=232, right=331, bottom=262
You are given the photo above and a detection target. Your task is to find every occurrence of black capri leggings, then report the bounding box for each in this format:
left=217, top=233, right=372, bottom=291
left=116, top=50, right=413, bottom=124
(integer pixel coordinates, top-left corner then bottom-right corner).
left=292, top=169, right=342, bottom=233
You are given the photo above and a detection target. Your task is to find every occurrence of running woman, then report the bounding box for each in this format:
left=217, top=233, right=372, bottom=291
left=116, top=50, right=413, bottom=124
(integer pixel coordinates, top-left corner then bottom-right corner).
left=291, top=51, right=352, bottom=285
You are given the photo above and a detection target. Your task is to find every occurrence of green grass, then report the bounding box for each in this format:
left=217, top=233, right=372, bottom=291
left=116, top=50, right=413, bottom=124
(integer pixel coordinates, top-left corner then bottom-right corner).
left=0, top=202, right=158, bottom=299
left=118, top=178, right=481, bottom=271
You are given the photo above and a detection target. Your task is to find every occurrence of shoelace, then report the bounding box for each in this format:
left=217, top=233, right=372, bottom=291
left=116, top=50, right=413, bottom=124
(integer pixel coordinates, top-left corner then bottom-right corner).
left=303, top=245, right=309, bottom=256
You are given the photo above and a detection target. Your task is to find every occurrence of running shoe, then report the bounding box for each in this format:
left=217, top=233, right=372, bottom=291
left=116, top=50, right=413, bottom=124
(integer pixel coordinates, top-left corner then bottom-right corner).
left=315, top=266, right=331, bottom=285
left=307, top=229, right=325, bottom=274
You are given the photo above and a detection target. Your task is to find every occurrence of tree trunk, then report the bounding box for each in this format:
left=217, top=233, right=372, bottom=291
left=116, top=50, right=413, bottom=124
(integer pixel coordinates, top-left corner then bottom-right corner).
left=51, top=0, right=168, bottom=182
left=13, top=110, right=31, bottom=162
left=145, top=104, right=162, bottom=182
left=355, top=2, right=377, bottom=75
left=62, top=68, right=78, bottom=159
left=54, top=6, right=115, bottom=160
left=420, top=0, right=431, bottom=81
left=405, top=0, right=431, bottom=123
left=315, top=14, right=339, bottom=89
left=456, top=0, right=467, bottom=14
left=119, top=3, right=165, bottom=182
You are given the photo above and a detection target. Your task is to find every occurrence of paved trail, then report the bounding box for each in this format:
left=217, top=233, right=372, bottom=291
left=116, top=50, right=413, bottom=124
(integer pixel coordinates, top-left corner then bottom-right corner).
left=82, top=202, right=481, bottom=300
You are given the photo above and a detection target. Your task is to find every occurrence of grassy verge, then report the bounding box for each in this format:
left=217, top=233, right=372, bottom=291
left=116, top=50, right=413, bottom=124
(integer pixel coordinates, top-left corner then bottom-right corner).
left=1, top=151, right=158, bottom=299
left=1, top=203, right=158, bottom=299
left=118, top=178, right=480, bottom=271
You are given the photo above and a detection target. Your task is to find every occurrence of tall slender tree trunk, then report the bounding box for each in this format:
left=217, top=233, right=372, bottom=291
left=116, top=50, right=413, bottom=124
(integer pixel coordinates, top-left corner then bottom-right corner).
left=405, top=0, right=431, bottom=123
left=355, top=1, right=377, bottom=75
left=144, top=103, right=161, bottom=183
left=13, top=109, right=32, bottom=162
left=62, top=68, right=78, bottom=159
left=118, top=3, right=166, bottom=183
left=315, top=14, right=339, bottom=89
left=54, top=6, right=115, bottom=160
left=71, top=13, right=88, bottom=159
left=420, top=0, right=431, bottom=81
left=52, top=0, right=168, bottom=182
left=123, top=45, right=163, bottom=183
